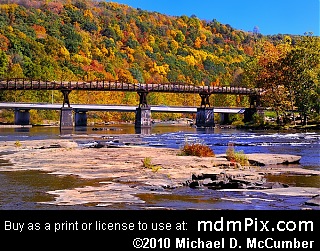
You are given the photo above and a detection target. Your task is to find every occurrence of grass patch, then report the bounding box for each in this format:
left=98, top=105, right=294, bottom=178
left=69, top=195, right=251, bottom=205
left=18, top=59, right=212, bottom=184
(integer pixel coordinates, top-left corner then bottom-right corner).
left=226, top=142, right=249, bottom=166
left=14, top=140, right=22, bottom=147
left=141, top=157, right=161, bottom=172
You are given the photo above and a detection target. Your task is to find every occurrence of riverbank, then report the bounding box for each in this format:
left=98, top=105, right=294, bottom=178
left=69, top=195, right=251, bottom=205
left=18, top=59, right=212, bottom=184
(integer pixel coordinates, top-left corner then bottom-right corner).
left=0, top=137, right=319, bottom=208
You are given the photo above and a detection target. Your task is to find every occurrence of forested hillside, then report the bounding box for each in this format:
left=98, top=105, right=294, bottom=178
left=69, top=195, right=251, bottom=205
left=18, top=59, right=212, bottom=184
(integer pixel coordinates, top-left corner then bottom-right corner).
left=0, top=0, right=319, bottom=125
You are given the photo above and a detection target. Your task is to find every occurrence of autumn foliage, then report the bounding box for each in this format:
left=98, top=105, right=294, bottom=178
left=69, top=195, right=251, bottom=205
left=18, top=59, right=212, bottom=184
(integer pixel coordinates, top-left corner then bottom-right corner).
left=180, top=142, right=215, bottom=157
left=0, top=0, right=318, bottom=125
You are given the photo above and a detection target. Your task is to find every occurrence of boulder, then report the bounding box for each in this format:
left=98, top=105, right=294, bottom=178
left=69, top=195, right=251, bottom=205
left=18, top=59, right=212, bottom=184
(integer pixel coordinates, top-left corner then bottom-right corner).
left=186, top=172, right=289, bottom=190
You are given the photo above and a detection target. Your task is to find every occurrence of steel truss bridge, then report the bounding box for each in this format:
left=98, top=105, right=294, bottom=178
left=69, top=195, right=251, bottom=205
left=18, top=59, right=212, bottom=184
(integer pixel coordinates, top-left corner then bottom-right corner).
left=0, top=79, right=264, bottom=129
left=0, top=78, right=262, bottom=94
left=0, top=78, right=263, bottom=108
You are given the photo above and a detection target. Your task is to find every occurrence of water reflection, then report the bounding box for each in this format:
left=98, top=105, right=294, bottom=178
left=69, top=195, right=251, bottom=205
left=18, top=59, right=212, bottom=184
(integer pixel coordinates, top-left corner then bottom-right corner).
left=0, top=170, right=104, bottom=210
left=265, top=174, right=320, bottom=188
left=135, top=127, right=151, bottom=135
left=14, top=127, right=30, bottom=133
left=0, top=124, right=319, bottom=210
left=0, top=169, right=316, bottom=210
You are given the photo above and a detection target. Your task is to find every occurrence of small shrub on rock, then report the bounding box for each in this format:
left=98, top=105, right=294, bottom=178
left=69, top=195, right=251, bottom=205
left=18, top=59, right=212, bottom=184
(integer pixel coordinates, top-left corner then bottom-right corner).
left=180, top=142, right=215, bottom=157
left=226, top=142, right=249, bottom=166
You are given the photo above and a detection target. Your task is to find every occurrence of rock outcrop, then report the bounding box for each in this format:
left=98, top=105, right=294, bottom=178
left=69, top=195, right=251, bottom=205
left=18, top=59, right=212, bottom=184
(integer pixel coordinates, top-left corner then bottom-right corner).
left=246, top=153, right=301, bottom=166
left=186, top=173, right=289, bottom=190
left=0, top=138, right=318, bottom=208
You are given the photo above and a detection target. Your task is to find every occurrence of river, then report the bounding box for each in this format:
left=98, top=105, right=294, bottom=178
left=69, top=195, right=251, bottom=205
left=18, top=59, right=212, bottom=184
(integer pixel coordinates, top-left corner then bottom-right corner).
left=0, top=123, right=319, bottom=210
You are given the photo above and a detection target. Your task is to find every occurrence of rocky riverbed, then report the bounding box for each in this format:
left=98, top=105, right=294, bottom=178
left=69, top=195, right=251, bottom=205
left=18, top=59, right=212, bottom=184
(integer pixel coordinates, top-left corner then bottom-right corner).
left=0, top=137, right=319, bottom=208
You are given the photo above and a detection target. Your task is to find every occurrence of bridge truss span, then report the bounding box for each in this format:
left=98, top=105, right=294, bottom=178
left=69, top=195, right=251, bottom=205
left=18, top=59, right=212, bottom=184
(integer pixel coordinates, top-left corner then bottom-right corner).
left=0, top=78, right=263, bottom=95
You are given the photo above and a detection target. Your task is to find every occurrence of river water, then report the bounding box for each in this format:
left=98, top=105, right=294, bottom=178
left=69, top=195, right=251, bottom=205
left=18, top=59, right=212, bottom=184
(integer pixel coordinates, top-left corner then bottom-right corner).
left=0, top=124, right=319, bottom=210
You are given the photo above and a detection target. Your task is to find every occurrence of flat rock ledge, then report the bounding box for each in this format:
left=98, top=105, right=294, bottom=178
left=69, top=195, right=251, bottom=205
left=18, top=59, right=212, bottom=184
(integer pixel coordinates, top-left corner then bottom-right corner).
left=305, top=195, right=320, bottom=206
left=0, top=139, right=319, bottom=207
left=246, top=153, right=302, bottom=166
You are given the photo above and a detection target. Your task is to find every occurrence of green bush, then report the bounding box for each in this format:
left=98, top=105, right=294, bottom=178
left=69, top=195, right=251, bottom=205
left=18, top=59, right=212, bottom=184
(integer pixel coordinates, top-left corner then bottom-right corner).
left=226, top=142, right=249, bottom=166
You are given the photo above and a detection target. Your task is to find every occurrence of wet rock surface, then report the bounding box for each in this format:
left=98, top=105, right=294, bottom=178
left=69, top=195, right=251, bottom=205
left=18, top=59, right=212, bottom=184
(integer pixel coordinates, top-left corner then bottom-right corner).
left=0, top=138, right=319, bottom=208
left=305, top=195, right=320, bottom=206
left=186, top=173, right=289, bottom=190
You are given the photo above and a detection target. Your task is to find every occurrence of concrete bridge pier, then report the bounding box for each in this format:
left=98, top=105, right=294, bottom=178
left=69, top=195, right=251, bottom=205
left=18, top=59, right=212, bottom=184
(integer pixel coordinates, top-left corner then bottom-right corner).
left=196, top=107, right=215, bottom=127
left=60, top=107, right=73, bottom=131
left=220, top=113, right=230, bottom=125
left=195, top=91, right=214, bottom=127
left=59, top=88, right=74, bottom=132
left=244, top=94, right=265, bottom=123
left=135, top=89, right=152, bottom=133
left=14, top=109, right=30, bottom=125
left=135, top=106, right=152, bottom=129
left=244, top=108, right=256, bottom=122
left=75, top=110, right=87, bottom=127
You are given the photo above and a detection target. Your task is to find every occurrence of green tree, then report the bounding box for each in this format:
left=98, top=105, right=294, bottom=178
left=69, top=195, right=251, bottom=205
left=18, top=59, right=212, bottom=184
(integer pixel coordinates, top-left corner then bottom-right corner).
left=281, top=33, right=320, bottom=125
left=129, top=66, right=144, bottom=83
left=0, top=49, right=8, bottom=78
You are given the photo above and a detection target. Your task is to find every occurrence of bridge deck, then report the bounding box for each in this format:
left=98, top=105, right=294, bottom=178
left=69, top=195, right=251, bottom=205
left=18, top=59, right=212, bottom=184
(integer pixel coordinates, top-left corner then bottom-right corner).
left=0, top=103, right=246, bottom=114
